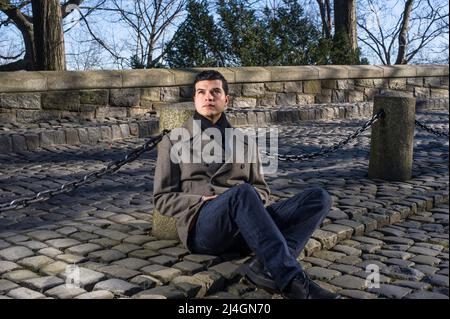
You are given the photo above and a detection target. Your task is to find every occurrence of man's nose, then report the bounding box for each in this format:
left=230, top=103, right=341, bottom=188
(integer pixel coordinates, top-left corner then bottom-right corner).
left=205, top=91, right=213, bottom=100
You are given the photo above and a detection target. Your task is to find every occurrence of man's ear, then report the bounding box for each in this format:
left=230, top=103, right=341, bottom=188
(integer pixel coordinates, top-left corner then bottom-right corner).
left=225, top=95, right=230, bottom=106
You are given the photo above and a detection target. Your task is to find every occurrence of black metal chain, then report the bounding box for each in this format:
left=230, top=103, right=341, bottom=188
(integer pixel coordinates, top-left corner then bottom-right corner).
left=415, top=120, right=449, bottom=138
left=0, top=130, right=171, bottom=212
left=261, top=109, right=385, bottom=162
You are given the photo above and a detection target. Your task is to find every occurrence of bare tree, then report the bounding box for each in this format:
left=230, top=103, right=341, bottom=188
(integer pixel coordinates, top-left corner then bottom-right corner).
left=0, top=0, right=86, bottom=71
left=105, top=0, right=186, bottom=68
left=357, top=0, right=449, bottom=65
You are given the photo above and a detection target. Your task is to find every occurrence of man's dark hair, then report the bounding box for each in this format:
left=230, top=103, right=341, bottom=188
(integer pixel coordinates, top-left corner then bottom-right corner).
left=193, top=70, right=229, bottom=95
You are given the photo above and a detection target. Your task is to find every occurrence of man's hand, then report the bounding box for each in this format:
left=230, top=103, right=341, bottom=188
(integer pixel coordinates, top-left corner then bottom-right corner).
left=201, top=195, right=218, bottom=202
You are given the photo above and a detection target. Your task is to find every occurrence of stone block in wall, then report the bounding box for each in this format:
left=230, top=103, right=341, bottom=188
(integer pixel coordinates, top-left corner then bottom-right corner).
left=45, top=70, right=122, bottom=91
left=42, top=91, right=80, bottom=111
left=296, top=94, right=315, bottom=105
left=337, top=80, right=352, bottom=90
left=303, top=80, right=321, bottom=94
left=15, top=109, right=60, bottom=123
left=258, top=93, right=276, bottom=106
left=39, top=131, right=56, bottom=147
left=242, top=83, right=265, bottom=97
left=269, top=110, right=278, bottom=122
left=388, top=78, right=407, bottom=90
left=265, top=82, right=284, bottom=93
left=100, top=126, right=112, bottom=141
left=235, top=113, right=248, bottom=126
left=87, top=127, right=101, bottom=144
left=160, top=87, right=180, bottom=102
left=77, top=128, right=89, bottom=144
left=315, top=95, right=331, bottom=104
left=0, top=108, right=16, bottom=123
left=138, top=121, right=150, bottom=137
left=111, top=124, right=123, bottom=140
left=79, top=90, right=109, bottom=105
left=233, top=97, right=257, bottom=108
left=322, top=80, right=337, bottom=89
left=0, top=135, right=12, bottom=153
left=355, top=79, right=374, bottom=87
left=380, top=89, right=414, bottom=97
left=120, top=123, right=131, bottom=138
left=407, top=77, right=424, bottom=86
left=122, top=69, right=174, bottom=87
left=226, top=113, right=236, bottom=126
left=348, top=90, right=364, bottom=102
left=0, top=93, right=41, bottom=110
left=79, top=105, right=97, bottom=113
left=11, top=134, right=27, bottom=152
left=141, top=87, right=161, bottom=102
left=79, top=111, right=96, bottom=121
left=298, top=109, right=312, bottom=121
left=331, top=90, right=347, bottom=103
left=414, top=87, right=430, bottom=99
left=247, top=112, right=257, bottom=125
left=372, top=78, right=389, bottom=88
left=430, top=89, right=449, bottom=98
left=441, top=76, right=449, bottom=87
left=180, top=86, right=194, bottom=98
left=276, top=93, right=296, bottom=106
left=289, top=110, right=299, bottom=122
left=228, top=84, right=242, bottom=96
left=128, top=107, right=152, bottom=117
left=363, top=88, right=379, bottom=100
left=96, top=106, right=127, bottom=119
left=24, top=133, right=39, bottom=151
left=129, top=123, right=139, bottom=136
left=424, top=77, right=444, bottom=88
left=110, top=88, right=140, bottom=107
left=65, top=128, right=80, bottom=145
left=323, top=107, right=335, bottom=120
left=284, top=82, right=303, bottom=93
left=54, top=130, right=66, bottom=145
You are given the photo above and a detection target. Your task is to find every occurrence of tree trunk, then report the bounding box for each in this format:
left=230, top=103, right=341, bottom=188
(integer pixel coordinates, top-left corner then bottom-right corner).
left=395, top=0, right=414, bottom=65
left=31, top=0, right=66, bottom=71
left=334, top=0, right=357, bottom=51
left=0, top=1, right=36, bottom=71
left=316, top=0, right=332, bottom=39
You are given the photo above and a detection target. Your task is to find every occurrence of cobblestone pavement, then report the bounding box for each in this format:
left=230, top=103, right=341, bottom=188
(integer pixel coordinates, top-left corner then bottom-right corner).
left=0, top=109, right=448, bottom=299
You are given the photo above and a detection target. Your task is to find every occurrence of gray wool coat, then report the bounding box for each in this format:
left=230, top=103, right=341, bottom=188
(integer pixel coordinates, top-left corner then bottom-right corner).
left=153, top=114, right=271, bottom=249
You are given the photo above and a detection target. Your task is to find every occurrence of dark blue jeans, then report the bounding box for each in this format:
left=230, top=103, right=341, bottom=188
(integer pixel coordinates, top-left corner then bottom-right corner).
left=188, top=183, right=332, bottom=290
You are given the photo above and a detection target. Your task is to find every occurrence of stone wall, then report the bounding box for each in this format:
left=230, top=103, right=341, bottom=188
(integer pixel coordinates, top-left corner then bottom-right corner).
left=0, top=65, right=448, bottom=123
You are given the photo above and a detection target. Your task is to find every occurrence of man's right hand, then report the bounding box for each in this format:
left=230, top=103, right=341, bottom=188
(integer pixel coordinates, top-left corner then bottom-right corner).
left=201, top=195, right=218, bottom=202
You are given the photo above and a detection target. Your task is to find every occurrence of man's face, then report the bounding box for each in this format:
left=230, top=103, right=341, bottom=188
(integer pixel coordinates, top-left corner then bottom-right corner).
left=194, top=79, right=229, bottom=122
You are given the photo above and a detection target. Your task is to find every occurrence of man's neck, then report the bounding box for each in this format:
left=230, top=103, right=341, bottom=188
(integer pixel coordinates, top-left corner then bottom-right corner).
left=203, top=113, right=222, bottom=125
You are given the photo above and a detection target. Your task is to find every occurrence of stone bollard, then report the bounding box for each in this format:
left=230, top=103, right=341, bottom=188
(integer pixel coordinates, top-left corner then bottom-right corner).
left=152, top=103, right=195, bottom=241
left=368, top=93, right=416, bottom=181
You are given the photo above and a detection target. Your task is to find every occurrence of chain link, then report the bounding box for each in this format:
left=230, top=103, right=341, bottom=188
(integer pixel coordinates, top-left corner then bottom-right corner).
left=261, top=109, right=385, bottom=162
left=0, top=130, right=170, bottom=212
left=415, top=120, right=449, bottom=138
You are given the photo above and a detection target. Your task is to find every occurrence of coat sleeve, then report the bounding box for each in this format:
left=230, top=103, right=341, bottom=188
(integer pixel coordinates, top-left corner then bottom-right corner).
left=153, top=135, right=203, bottom=217
left=249, top=145, right=271, bottom=205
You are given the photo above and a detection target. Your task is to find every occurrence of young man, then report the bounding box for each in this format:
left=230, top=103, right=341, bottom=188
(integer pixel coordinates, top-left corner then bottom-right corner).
left=153, top=70, right=339, bottom=299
